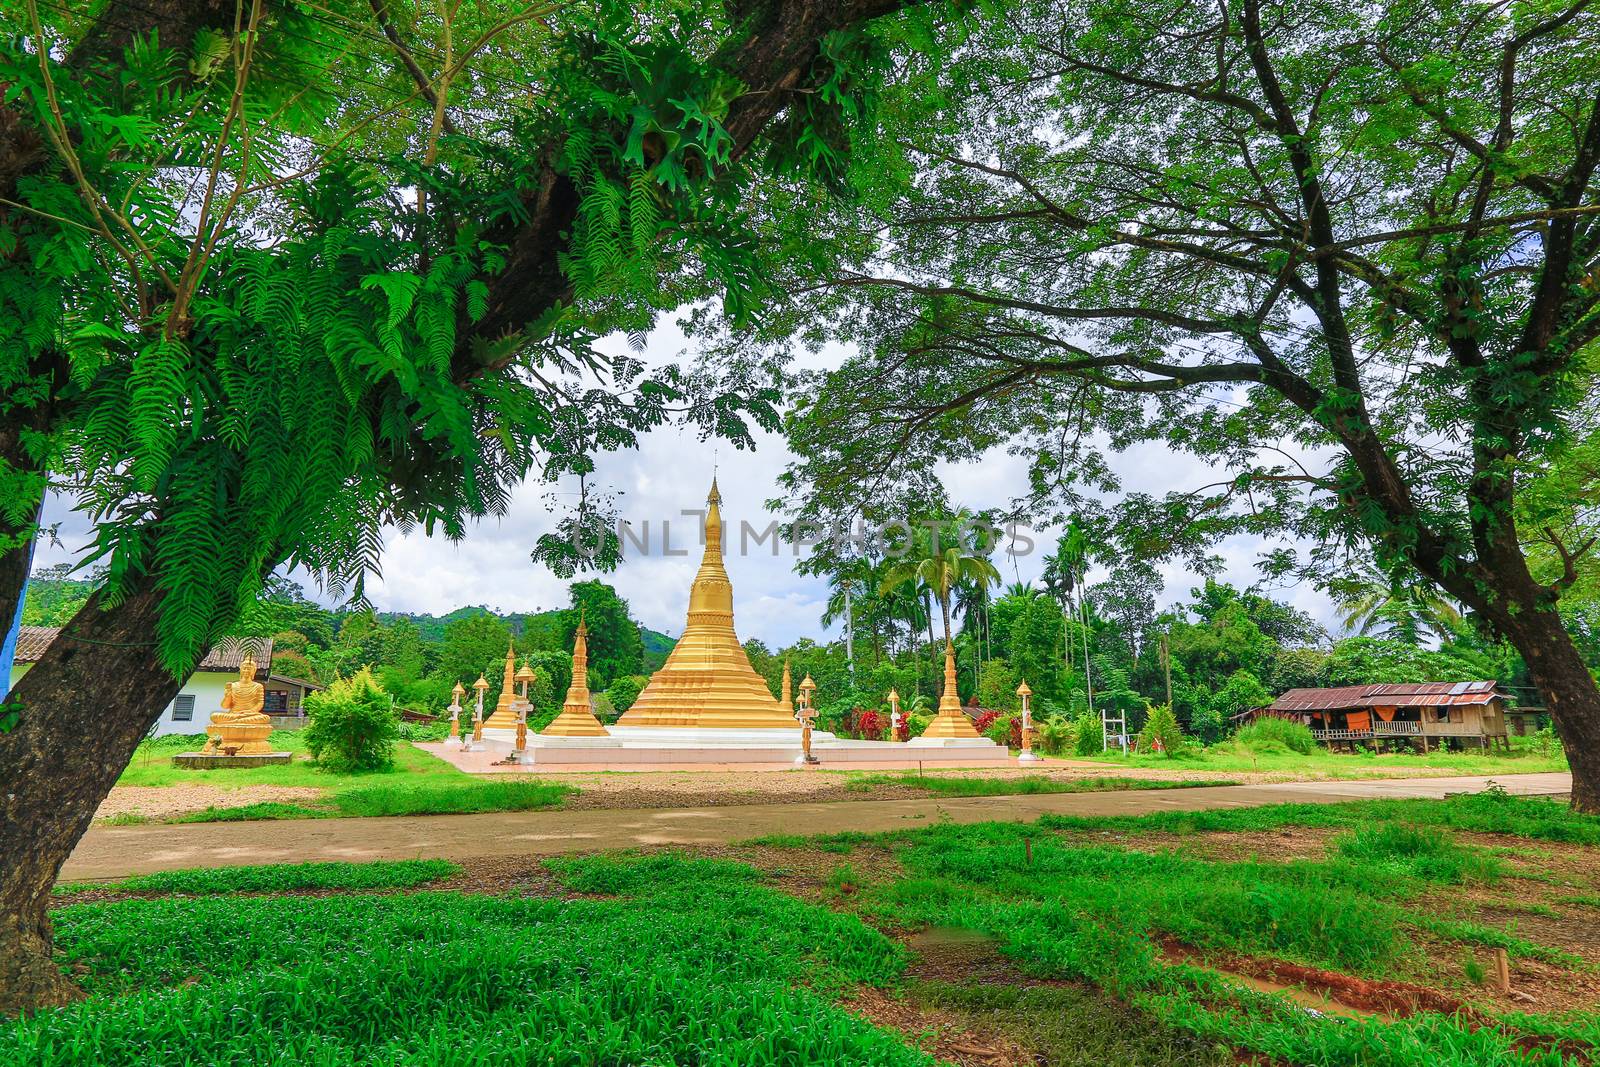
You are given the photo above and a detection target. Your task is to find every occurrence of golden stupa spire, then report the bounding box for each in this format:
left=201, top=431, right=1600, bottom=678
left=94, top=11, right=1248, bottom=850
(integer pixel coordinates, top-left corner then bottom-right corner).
left=918, top=641, right=982, bottom=739
left=779, top=657, right=793, bottom=712
left=542, top=611, right=609, bottom=736
left=616, top=477, right=797, bottom=729
left=484, top=640, right=521, bottom=728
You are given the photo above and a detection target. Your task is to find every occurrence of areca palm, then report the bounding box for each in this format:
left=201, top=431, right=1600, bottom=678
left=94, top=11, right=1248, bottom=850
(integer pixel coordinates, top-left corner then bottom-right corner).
left=820, top=556, right=889, bottom=673
left=881, top=517, right=1003, bottom=656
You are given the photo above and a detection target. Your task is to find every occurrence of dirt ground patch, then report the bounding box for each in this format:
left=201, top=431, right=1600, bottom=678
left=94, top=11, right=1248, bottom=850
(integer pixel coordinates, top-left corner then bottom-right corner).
left=95, top=784, right=325, bottom=820
left=848, top=984, right=1037, bottom=1066
left=1051, top=825, right=1345, bottom=865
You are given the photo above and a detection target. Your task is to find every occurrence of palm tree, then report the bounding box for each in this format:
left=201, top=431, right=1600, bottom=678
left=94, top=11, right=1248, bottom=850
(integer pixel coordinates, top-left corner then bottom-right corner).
left=820, top=557, right=868, bottom=679
left=1043, top=521, right=1096, bottom=724
left=1333, top=560, right=1463, bottom=644
left=881, top=514, right=1003, bottom=660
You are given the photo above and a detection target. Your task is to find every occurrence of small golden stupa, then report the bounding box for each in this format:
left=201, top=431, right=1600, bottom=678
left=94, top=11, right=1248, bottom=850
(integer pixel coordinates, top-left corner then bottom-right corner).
left=484, top=642, right=522, bottom=728
left=919, top=642, right=983, bottom=739
left=616, top=478, right=797, bottom=729
left=540, top=614, right=609, bottom=737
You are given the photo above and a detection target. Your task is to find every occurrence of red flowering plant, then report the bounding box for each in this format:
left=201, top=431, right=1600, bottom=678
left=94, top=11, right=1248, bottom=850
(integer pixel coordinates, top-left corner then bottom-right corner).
left=973, top=709, right=1000, bottom=734
left=856, top=709, right=883, bottom=739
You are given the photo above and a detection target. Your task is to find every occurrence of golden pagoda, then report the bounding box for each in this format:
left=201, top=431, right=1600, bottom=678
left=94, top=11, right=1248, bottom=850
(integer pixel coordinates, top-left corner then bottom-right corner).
left=483, top=641, right=522, bottom=728
left=918, top=642, right=983, bottom=739
left=541, top=614, right=609, bottom=736
left=616, top=478, right=797, bottom=729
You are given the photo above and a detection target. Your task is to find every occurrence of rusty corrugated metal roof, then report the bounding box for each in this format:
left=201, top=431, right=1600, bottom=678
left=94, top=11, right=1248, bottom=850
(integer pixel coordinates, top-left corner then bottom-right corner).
left=12, top=626, right=271, bottom=674
left=1269, top=681, right=1502, bottom=713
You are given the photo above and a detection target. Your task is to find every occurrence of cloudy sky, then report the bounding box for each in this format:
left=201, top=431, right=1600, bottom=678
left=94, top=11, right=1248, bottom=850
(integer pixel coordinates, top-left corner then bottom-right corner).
left=32, top=322, right=1337, bottom=647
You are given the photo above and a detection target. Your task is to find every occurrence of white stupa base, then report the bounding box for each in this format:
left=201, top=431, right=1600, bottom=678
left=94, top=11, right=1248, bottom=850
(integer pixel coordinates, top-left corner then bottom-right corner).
left=1017, top=750, right=1043, bottom=763
left=421, top=725, right=1013, bottom=773
left=906, top=735, right=1006, bottom=749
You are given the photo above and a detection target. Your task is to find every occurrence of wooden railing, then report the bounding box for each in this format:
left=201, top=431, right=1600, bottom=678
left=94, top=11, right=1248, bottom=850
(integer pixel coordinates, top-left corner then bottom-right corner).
left=1374, top=721, right=1422, bottom=735
left=1310, top=728, right=1372, bottom=740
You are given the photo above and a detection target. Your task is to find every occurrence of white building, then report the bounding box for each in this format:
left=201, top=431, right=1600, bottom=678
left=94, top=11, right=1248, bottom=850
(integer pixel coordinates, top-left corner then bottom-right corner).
left=9, top=627, right=321, bottom=736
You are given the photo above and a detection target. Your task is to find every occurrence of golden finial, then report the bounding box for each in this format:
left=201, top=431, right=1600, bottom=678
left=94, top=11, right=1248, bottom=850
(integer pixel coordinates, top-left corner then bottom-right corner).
left=708, top=475, right=722, bottom=507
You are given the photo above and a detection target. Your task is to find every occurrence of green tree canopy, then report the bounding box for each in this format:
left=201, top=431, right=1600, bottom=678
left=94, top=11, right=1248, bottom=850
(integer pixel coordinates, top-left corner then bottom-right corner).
left=564, top=581, right=644, bottom=689
left=766, top=0, right=1600, bottom=808
left=438, top=612, right=513, bottom=687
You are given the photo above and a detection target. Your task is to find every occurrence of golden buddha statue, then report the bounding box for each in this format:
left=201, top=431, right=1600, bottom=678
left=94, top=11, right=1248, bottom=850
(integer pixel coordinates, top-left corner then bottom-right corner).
left=200, top=655, right=275, bottom=756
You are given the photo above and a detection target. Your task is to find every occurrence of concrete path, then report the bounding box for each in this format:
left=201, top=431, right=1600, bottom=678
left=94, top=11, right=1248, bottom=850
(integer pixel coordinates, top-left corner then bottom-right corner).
left=59, top=772, right=1572, bottom=882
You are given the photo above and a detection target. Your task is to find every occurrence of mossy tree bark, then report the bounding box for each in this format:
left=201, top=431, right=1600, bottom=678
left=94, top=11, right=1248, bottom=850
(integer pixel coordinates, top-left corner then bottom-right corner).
left=0, top=581, right=177, bottom=1017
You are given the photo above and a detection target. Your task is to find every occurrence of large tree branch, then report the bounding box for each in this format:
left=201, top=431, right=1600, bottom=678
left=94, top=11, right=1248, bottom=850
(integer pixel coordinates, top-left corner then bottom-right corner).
left=366, top=0, right=458, bottom=136
left=450, top=0, right=916, bottom=382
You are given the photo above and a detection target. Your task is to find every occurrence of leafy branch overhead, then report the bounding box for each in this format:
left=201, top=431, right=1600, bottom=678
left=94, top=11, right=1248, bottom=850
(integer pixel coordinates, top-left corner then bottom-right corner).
left=0, top=0, right=911, bottom=672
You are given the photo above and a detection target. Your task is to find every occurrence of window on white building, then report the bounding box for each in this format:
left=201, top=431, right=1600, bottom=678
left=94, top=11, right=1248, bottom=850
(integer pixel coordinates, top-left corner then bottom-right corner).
left=172, top=694, right=195, bottom=722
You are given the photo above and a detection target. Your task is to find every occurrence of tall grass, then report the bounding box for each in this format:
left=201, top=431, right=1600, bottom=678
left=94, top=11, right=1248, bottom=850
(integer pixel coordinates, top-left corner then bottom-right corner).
left=329, top=779, right=573, bottom=817
left=1231, top=716, right=1316, bottom=754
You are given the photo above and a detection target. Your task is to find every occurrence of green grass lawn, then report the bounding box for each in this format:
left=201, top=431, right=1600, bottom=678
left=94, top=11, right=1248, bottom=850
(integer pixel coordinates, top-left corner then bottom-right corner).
left=14, top=793, right=1598, bottom=1065
left=1071, top=733, right=1569, bottom=778
left=14, top=857, right=933, bottom=1066
left=844, top=772, right=1239, bottom=796
left=54, top=859, right=458, bottom=897
left=114, top=732, right=572, bottom=821
left=761, top=791, right=1600, bottom=1066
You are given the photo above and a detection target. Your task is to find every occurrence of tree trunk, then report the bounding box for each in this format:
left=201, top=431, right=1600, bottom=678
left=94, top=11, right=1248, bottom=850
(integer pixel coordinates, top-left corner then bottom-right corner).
left=0, top=580, right=182, bottom=1017
left=1502, top=604, right=1600, bottom=814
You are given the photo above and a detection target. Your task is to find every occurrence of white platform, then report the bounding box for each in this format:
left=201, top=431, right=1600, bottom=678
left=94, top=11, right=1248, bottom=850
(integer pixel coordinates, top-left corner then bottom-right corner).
left=420, top=725, right=1014, bottom=772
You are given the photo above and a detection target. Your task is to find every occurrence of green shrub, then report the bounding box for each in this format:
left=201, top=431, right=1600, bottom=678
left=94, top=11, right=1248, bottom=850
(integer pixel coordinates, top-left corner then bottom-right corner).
left=396, top=719, right=450, bottom=742
left=1072, top=712, right=1103, bottom=756
left=302, top=668, right=399, bottom=773
left=982, top=711, right=1016, bottom=746
left=1233, top=715, right=1315, bottom=754
left=1036, top=717, right=1073, bottom=755
left=1136, top=703, right=1188, bottom=756
left=605, top=674, right=648, bottom=713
